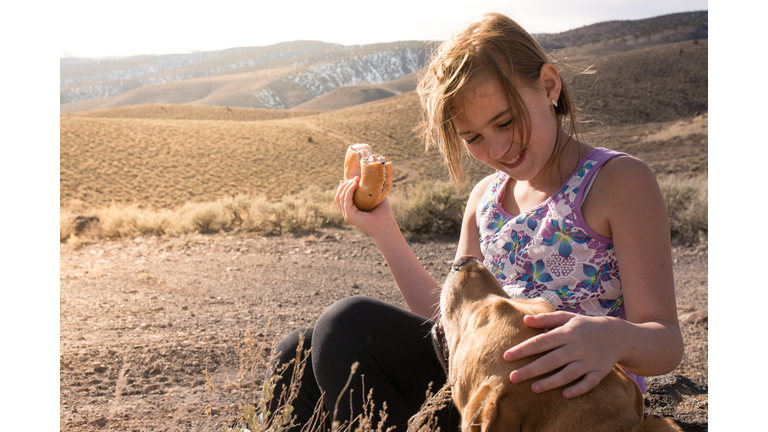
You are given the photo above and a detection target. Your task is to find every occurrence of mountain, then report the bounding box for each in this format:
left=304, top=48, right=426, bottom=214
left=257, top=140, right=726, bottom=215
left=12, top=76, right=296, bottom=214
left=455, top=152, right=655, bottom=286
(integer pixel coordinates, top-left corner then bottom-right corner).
left=60, top=41, right=428, bottom=112
left=534, top=10, right=707, bottom=60
left=60, top=10, right=707, bottom=115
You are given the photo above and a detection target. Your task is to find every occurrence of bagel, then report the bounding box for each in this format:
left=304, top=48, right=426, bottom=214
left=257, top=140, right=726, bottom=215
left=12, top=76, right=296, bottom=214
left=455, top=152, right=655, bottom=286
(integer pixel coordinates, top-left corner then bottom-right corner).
left=343, top=143, right=393, bottom=211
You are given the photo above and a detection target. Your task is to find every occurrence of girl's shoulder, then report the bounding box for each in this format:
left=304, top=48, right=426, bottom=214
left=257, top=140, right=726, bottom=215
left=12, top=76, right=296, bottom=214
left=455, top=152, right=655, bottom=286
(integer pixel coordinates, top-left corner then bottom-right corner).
left=469, top=172, right=501, bottom=201
left=583, top=153, right=663, bottom=238
left=595, top=153, right=657, bottom=195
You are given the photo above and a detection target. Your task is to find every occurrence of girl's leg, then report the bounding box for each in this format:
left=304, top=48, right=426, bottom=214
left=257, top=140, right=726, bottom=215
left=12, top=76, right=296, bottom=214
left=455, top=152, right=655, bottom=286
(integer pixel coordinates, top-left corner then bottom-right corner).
left=311, top=296, right=460, bottom=432
left=268, top=327, right=327, bottom=431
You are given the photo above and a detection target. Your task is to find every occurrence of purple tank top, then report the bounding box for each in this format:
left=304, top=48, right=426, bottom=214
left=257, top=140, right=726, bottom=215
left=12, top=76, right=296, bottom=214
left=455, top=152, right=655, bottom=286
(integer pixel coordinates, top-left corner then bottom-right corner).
left=476, top=147, right=646, bottom=392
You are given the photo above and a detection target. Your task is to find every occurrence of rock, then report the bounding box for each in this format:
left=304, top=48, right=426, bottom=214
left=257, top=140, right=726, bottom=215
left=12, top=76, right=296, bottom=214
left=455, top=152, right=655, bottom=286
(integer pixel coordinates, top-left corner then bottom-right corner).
left=89, top=416, right=107, bottom=427
left=72, top=215, right=100, bottom=233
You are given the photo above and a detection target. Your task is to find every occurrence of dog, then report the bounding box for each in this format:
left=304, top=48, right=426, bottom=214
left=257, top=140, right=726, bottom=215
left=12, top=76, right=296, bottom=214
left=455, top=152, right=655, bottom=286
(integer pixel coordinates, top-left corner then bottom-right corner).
left=431, top=256, right=682, bottom=432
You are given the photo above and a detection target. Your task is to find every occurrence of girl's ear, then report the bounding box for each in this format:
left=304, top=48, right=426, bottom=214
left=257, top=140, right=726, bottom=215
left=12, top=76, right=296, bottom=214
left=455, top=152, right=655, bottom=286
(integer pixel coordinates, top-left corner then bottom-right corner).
left=539, top=63, right=562, bottom=104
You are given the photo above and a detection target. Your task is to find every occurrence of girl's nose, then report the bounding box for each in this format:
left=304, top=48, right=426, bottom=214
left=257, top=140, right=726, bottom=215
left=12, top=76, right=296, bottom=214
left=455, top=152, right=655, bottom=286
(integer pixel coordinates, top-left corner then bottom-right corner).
left=488, top=136, right=510, bottom=159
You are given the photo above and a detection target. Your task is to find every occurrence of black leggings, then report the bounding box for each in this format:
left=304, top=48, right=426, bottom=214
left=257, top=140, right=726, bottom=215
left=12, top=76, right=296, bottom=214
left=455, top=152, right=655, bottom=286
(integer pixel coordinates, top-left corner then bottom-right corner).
left=268, top=296, right=460, bottom=432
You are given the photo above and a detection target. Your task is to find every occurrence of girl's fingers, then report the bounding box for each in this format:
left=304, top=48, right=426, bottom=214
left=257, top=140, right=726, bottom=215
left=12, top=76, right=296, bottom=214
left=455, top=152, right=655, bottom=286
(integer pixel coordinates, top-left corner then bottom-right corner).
left=504, top=327, right=565, bottom=362
left=562, top=370, right=604, bottom=399
left=522, top=311, right=575, bottom=329
left=523, top=359, right=586, bottom=394
left=507, top=337, right=572, bottom=383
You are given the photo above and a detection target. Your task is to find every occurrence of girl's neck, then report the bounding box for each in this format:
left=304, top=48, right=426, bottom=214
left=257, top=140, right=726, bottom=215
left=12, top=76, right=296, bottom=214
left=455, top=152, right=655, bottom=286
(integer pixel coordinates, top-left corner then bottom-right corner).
left=504, top=133, right=592, bottom=216
left=525, top=131, right=588, bottom=192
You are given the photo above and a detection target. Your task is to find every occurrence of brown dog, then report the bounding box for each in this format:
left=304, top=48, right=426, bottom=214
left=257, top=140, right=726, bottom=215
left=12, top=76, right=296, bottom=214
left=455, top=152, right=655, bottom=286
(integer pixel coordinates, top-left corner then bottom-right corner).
left=432, top=256, right=681, bottom=432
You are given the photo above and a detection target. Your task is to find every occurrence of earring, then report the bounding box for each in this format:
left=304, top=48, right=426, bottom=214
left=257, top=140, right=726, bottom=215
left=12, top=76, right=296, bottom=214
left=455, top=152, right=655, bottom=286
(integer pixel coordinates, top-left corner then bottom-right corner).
left=552, top=99, right=558, bottom=108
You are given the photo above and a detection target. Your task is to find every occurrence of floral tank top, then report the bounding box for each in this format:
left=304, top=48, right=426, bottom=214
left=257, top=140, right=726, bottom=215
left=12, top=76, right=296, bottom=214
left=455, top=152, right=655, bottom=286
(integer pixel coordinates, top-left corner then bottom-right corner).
left=477, top=148, right=627, bottom=318
left=477, top=148, right=647, bottom=392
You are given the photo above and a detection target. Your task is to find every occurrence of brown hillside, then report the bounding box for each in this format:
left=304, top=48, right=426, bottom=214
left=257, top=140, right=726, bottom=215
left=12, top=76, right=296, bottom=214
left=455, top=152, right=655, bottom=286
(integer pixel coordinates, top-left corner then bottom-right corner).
left=60, top=93, right=445, bottom=208
left=61, top=39, right=707, bottom=209
left=66, top=104, right=326, bottom=121
left=537, top=11, right=707, bottom=60
left=568, top=39, right=707, bottom=125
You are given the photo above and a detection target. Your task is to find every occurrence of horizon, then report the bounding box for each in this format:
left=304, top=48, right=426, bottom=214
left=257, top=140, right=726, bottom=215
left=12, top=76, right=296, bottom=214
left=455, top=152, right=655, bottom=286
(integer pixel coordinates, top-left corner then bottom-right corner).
left=59, top=0, right=708, bottom=59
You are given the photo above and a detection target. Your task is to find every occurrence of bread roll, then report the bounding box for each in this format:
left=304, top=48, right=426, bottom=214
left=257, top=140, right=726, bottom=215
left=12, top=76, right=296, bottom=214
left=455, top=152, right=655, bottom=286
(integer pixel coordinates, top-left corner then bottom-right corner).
left=343, top=143, right=393, bottom=211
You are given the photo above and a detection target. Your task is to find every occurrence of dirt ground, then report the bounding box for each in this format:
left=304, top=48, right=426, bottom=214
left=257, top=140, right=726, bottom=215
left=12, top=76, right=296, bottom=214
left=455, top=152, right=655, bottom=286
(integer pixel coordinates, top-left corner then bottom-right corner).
left=59, top=227, right=708, bottom=431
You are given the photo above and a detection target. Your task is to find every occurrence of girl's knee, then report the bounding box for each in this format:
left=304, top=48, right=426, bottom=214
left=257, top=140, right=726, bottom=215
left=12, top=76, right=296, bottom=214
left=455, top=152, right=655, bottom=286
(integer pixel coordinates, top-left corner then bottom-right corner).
left=316, top=295, right=387, bottom=329
left=271, top=327, right=313, bottom=367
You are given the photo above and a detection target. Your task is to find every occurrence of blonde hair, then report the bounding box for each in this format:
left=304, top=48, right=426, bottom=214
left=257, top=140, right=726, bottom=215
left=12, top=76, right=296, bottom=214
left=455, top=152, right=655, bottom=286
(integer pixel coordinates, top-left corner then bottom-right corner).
left=417, top=12, right=579, bottom=183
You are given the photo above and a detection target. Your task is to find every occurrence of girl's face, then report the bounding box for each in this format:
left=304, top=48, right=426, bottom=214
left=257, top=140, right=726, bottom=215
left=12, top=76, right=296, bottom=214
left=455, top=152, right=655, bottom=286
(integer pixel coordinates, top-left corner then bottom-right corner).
left=451, top=74, right=559, bottom=185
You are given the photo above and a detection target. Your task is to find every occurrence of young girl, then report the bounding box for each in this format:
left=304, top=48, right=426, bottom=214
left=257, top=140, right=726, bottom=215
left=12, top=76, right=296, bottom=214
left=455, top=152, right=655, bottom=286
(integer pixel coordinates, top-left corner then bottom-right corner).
left=268, top=12, right=683, bottom=432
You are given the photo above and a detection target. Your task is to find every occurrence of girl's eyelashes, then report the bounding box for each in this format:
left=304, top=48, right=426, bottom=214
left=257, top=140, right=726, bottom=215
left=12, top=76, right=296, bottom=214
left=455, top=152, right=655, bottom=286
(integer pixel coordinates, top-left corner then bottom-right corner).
left=465, top=135, right=481, bottom=145
left=462, top=118, right=514, bottom=145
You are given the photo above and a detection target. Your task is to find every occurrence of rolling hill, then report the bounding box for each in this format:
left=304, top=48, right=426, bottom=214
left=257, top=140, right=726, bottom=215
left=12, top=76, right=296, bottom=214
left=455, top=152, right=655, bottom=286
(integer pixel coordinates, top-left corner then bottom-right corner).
left=60, top=11, right=706, bottom=114
left=60, top=11, right=708, bottom=209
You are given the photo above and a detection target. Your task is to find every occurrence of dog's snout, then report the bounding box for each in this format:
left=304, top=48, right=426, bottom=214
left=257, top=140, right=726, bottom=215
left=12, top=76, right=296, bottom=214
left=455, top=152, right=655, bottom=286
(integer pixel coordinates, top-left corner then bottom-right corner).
left=452, top=256, right=479, bottom=272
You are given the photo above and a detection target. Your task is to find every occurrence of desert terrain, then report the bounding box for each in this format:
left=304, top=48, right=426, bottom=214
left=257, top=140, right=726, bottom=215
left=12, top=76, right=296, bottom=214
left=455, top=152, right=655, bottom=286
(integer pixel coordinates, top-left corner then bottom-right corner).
left=60, top=226, right=708, bottom=432
left=60, top=11, right=708, bottom=432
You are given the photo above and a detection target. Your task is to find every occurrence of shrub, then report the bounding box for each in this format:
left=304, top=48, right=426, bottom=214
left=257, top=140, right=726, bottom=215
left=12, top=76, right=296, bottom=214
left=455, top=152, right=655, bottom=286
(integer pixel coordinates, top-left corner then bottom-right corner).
left=177, top=202, right=231, bottom=234
left=95, top=203, right=175, bottom=238
left=391, top=181, right=471, bottom=240
left=60, top=211, right=76, bottom=242
left=659, top=175, right=708, bottom=245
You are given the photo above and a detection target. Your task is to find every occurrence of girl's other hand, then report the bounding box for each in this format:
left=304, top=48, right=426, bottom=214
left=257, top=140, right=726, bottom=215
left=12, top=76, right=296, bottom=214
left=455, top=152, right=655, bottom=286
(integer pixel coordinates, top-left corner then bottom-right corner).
left=503, top=312, right=624, bottom=398
left=334, top=177, right=395, bottom=238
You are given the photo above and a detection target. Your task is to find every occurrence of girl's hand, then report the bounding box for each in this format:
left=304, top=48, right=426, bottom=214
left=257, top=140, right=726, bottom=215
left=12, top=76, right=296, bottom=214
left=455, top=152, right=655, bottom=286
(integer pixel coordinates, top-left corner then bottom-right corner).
left=334, top=177, right=395, bottom=238
left=503, top=311, right=625, bottom=399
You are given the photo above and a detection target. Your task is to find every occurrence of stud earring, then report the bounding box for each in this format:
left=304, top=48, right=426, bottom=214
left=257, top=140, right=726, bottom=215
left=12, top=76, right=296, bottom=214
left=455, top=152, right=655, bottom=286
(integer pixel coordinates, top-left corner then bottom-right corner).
left=552, top=99, right=558, bottom=108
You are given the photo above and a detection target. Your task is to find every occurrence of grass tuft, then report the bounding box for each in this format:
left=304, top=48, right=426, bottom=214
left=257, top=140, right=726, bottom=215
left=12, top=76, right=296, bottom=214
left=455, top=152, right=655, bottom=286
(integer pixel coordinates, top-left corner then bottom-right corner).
left=391, top=181, right=471, bottom=240
left=659, top=175, right=708, bottom=245
left=60, top=177, right=707, bottom=246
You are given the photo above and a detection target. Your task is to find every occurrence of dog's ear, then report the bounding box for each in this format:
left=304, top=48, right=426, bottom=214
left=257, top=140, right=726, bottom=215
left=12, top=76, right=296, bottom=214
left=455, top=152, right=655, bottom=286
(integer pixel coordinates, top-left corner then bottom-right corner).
left=461, top=382, right=501, bottom=432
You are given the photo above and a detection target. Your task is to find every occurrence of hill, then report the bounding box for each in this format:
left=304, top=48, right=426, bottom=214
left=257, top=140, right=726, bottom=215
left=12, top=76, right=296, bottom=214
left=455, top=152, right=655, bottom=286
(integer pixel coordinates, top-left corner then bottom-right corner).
left=60, top=13, right=708, bottom=210
left=60, top=11, right=706, bottom=114
left=535, top=10, right=707, bottom=60
left=61, top=41, right=428, bottom=113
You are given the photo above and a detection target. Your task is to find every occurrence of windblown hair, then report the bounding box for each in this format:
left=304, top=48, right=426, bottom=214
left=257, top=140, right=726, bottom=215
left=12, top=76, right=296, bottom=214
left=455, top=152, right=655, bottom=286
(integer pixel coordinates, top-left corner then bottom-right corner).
left=417, top=12, right=579, bottom=183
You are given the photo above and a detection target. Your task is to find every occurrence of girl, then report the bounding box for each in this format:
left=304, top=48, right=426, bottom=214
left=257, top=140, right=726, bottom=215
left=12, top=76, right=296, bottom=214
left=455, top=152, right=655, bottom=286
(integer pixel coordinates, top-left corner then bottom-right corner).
left=268, top=12, right=683, bottom=432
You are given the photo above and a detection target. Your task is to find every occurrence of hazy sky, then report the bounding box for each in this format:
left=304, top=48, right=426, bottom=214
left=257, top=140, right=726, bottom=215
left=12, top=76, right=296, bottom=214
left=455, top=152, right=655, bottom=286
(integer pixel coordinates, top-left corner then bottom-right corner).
left=59, top=0, right=708, bottom=58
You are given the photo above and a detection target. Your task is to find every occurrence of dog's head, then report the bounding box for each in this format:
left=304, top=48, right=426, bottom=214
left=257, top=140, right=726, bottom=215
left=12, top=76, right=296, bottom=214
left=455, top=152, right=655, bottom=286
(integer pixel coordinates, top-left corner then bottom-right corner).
left=438, top=256, right=554, bottom=432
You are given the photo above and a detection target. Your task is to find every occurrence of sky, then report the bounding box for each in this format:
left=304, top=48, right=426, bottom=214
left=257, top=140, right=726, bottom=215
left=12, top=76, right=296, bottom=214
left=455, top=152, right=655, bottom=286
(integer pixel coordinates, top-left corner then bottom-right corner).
left=59, top=0, right=708, bottom=58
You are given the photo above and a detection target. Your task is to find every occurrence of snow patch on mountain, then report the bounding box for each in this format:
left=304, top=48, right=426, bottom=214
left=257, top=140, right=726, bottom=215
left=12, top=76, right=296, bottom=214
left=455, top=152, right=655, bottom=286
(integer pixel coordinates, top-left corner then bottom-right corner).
left=287, top=49, right=423, bottom=97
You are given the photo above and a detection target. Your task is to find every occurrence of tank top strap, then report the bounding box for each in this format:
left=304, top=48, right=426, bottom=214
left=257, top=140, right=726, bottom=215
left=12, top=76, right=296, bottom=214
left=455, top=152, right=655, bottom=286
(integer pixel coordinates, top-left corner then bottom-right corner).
left=570, top=148, right=629, bottom=208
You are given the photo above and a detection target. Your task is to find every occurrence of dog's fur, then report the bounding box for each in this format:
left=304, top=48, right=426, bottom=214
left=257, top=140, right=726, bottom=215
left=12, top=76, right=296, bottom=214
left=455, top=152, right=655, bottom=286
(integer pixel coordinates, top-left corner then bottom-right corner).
left=433, top=257, right=682, bottom=432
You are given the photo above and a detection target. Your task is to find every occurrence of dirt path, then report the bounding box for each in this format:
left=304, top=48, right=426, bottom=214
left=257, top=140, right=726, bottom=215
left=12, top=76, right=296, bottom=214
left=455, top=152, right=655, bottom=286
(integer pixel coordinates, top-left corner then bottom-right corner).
left=60, top=228, right=708, bottom=431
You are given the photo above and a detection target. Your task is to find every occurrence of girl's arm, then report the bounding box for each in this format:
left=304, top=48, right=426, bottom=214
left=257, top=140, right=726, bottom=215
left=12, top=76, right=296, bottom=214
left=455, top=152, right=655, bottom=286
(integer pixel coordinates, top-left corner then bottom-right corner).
left=335, top=175, right=492, bottom=318
left=503, top=156, right=684, bottom=398
left=335, top=178, right=440, bottom=318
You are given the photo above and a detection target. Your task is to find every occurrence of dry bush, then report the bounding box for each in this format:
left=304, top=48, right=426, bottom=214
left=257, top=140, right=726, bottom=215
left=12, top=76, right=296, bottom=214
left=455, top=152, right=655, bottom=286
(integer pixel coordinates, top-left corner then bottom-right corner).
left=391, top=181, right=471, bottom=240
left=659, top=175, right=708, bottom=245
left=243, top=186, right=343, bottom=236
left=97, top=203, right=176, bottom=238
left=60, top=211, right=77, bottom=242
left=176, top=202, right=232, bottom=234
left=219, top=326, right=451, bottom=432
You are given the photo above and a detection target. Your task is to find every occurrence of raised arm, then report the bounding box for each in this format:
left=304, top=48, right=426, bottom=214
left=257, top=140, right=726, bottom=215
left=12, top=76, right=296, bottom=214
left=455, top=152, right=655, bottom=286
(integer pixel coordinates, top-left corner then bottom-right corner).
left=335, top=174, right=493, bottom=318
left=335, top=178, right=441, bottom=318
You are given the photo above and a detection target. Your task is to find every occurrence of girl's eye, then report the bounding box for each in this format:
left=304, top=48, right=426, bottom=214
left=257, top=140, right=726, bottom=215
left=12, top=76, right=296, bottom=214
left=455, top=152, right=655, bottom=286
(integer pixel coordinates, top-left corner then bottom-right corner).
left=499, top=119, right=513, bottom=128
left=465, top=135, right=481, bottom=145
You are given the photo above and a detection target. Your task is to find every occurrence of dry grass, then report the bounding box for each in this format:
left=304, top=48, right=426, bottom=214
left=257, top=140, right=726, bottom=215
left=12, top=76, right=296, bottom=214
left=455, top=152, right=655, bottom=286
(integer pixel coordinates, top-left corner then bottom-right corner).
left=60, top=94, right=439, bottom=209
left=658, top=175, right=708, bottom=246
left=216, top=326, right=452, bottom=432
